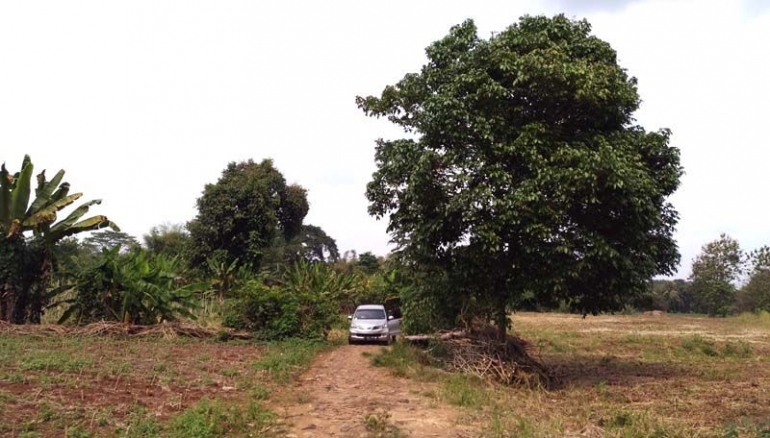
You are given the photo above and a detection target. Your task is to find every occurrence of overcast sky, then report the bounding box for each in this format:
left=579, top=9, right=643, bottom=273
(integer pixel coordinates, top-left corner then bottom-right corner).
left=1, top=0, right=768, bottom=277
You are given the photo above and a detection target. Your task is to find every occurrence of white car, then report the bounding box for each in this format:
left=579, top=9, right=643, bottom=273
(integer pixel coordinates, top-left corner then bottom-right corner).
left=347, top=304, right=401, bottom=345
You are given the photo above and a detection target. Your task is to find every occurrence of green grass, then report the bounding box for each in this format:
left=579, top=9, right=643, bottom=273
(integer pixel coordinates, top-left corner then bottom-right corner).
left=167, top=398, right=275, bottom=438
left=252, top=338, right=330, bottom=384
left=680, top=335, right=753, bottom=359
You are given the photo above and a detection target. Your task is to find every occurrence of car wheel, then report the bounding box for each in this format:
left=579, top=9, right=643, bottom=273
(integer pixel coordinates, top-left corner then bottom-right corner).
left=348, top=337, right=355, bottom=345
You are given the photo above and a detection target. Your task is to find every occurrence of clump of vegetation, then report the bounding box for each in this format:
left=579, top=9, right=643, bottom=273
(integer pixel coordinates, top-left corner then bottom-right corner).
left=252, top=338, right=330, bottom=384
left=168, top=398, right=275, bottom=438
left=222, top=262, right=341, bottom=340
left=0, top=155, right=117, bottom=324
left=55, top=247, right=201, bottom=325
left=364, top=411, right=409, bottom=438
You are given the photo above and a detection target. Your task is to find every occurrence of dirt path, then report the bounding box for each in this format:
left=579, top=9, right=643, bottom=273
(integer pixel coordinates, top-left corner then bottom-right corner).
left=272, top=345, right=479, bottom=438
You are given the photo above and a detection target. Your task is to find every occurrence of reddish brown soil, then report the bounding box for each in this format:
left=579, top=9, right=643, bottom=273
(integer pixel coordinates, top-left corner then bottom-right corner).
left=272, top=344, right=478, bottom=438
left=0, top=336, right=265, bottom=437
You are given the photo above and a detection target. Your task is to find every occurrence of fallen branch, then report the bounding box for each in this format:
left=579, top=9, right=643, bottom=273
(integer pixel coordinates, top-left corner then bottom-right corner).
left=403, top=330, right=467, bottom=343
left=402, top=325, right=551, bottom=387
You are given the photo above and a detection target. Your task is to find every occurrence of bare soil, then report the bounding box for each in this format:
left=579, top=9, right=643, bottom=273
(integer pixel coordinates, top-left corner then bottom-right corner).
left=0, top=335, right=266, bottom=437
left=272, top=344, right=478, bottom=438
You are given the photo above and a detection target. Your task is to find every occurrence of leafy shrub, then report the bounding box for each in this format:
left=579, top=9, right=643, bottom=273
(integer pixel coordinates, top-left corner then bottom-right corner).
left=222, top=262, right=340, bottom=340
left=222, top=281, right=300, bottom=339
left=55, top=248, right=200, bottom=324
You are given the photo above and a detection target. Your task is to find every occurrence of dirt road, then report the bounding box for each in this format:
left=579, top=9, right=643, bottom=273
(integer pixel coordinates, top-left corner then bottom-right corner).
left=273, top=344, right=479, bottom=438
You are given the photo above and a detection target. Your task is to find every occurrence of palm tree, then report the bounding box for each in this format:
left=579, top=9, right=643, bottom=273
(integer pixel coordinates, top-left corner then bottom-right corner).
left=0, top=155, right=118, bottom=323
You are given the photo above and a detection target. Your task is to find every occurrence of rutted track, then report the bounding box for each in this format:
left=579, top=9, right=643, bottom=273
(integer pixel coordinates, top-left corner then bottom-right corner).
left=272, top=344, right=479, bottom=437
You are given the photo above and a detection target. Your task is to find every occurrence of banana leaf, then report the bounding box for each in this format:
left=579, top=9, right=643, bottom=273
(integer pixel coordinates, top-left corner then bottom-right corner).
left=10, top=156, right=33, bottom=224
left=28, top=169, right=65, bottom=215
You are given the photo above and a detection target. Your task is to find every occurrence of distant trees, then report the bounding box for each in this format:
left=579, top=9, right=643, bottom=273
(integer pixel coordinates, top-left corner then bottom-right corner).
left=187, top=159, right=309, bottom=271
left=358, top=15, right=682, bottom=336
left=83, top=230, right=140, bottom=252
left=356, top=252, right=380, bottom=275
left=689, top=234, right=744, bottom=316
left=261, top=224, right=340, bottom=274
left=737, top=246, right=770, bottom=313
left=143, top=223, right=190, bottom=260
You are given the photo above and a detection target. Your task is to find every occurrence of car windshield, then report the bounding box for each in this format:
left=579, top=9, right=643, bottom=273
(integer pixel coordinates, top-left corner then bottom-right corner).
left=354, top=309, right=386, bottom=320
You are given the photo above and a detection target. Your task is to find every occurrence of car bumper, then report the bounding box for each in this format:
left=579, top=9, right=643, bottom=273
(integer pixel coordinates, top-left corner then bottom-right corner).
left=349, top=332, right=389, bottom=341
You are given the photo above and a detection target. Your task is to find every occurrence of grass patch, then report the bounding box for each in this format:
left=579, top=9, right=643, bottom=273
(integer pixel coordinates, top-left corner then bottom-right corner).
left=21, top=355, right=92, bottom=372
left=441, top=375, right=488, bottom=409
left=681, top=335, right=753, bottom=358
left=168, top=398, right=275, bottom=438
left=253, top=338, right=329, bottom=384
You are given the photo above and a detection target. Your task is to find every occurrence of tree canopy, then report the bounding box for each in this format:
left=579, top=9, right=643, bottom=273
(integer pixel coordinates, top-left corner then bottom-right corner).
left=187, top=159, right=309, bottom=270
left=689, top=234, right=744, bottom=316
left=143, top=223, right=191, bottom=260
left=357, top=15, right=682, bottom=335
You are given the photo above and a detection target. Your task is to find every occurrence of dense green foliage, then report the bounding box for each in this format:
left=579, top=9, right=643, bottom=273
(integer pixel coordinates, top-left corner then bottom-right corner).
left=57, top=248, right=200, bottom=324
left=689, top=234, right=744, bottom=316
left=736, top=245, right=770, bottom=313
left=222, top=262, right=343, bottom=339
left=0, top=156, right=117, bottom=323
left=187, top=159, right=309, bottom=272
left=357, top=15, right=682, bottom=335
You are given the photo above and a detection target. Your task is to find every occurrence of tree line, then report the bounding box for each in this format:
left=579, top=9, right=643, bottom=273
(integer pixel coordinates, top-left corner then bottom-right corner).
left=631, top=234, right=770, bottom=316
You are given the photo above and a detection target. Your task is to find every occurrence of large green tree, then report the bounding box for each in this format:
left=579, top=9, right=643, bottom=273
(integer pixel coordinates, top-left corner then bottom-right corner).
left=0, top=155, right=117, bottom=323
left=357, top=15, right=682, bottom=337
left=689, top=234, right=744, bottom=316
left=187, top=159, right=309, bottom=271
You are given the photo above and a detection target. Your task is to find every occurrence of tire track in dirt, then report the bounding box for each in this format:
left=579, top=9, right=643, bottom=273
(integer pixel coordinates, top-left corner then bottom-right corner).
left=272, top=344, right=479, bottom=438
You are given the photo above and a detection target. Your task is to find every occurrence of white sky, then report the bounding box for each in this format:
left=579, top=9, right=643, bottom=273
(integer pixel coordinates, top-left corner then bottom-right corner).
left=1, top=0, right=768, bottom=278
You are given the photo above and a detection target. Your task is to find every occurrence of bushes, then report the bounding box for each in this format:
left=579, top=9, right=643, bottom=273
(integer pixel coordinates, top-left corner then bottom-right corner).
left=56, top=248, right=200, bottom=325
left=222, top=282, right=300, bottom=339
left=222, top=264, right=340, bottom=340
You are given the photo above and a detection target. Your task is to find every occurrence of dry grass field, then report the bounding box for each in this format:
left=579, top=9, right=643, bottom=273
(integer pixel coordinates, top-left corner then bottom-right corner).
left=372, top=312, right=770, bottom=437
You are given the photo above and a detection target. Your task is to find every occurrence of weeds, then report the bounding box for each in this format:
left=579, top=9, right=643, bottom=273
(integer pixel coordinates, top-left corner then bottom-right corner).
left=364, top=411, right=409, bottom=438
left=252, top=338, right=328, bottom=384
left=168, top=398, right=275, bottom=438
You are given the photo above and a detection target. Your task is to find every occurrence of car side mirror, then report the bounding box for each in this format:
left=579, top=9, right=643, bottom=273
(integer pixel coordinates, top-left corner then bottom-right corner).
left=347, top=315, right=353, bottom=320
left=388, top=315, right=394, bottom=320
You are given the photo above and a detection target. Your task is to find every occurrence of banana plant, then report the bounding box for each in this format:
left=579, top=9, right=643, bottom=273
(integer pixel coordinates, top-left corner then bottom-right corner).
left=0, top=155, right=118, bottom=241
left=0, top=155, right=118, bottom=323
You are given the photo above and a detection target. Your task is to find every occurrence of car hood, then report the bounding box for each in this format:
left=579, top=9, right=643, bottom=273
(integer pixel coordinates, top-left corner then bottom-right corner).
left=351, top=319, right=387, bottom=328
